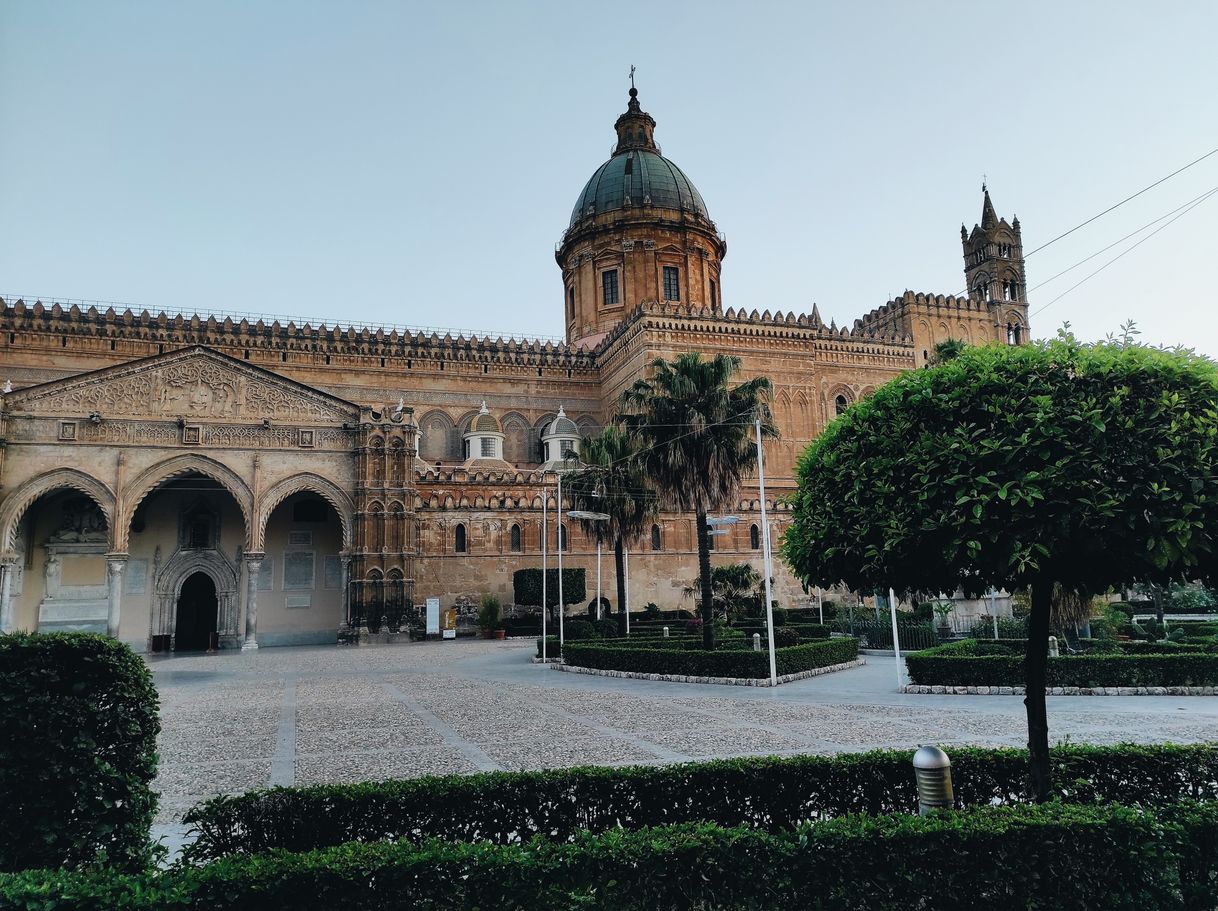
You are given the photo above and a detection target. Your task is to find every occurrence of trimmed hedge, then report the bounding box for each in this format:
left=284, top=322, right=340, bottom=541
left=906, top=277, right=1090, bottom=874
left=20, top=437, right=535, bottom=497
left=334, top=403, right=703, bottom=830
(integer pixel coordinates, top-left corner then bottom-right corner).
left=906, top=638, right=1218, bottom=687
left=0, top=632, right=160, bottom=873
left=2, top=803, right=1210, bottom=910
left=178, top=743, right=1218, bottom=861
left=561, top=636, right=859, bottom=678
left=512, top=568, right=586, bottom=609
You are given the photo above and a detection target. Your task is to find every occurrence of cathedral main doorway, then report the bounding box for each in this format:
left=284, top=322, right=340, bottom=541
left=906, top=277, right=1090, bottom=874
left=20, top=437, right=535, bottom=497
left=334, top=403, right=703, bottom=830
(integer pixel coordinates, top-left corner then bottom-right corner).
left=174, top=572, right=217, bottom=651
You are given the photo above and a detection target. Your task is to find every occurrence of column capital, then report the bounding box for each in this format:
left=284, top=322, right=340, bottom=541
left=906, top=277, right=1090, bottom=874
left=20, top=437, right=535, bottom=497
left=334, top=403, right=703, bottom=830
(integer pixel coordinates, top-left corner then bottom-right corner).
left=243, top=551, right=266, bottom=566
left=0, top=552, right=19, bottom=567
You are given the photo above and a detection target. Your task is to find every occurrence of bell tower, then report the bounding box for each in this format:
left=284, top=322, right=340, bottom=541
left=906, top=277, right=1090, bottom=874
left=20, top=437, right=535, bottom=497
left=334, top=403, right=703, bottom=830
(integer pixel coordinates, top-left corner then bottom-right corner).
left=961, top=186, right=1030, bottom=344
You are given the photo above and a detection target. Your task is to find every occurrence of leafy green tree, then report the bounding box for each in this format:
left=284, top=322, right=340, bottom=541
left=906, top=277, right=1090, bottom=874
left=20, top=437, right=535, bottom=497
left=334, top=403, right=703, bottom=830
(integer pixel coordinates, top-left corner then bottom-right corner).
left=562, top=423, right=655, bottom=631
left=621, top=352, right=775, bottom=649
left=782, top=336, right=1218, bottom=800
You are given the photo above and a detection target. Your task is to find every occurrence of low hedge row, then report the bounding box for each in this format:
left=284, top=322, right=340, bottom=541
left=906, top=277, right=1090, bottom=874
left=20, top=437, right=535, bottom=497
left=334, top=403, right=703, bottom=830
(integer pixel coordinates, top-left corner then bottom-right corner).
left=906, top=638, right=1218, bottom=687
left=0, top=633, right=161, bottom=873
left=561, top=636, right=859, bottom=678
left=4, top=803, right=1214, bottom=910
left=177, top=743, right=1218, bottom=861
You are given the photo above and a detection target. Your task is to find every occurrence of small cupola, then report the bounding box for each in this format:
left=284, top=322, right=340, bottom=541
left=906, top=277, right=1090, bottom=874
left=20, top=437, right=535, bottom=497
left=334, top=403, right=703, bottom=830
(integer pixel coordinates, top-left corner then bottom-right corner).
left=462, top=401, right=506, bottom=463
left=541, top=406, right=581, bottom=467
left=613, top=86, right=658, bottom=153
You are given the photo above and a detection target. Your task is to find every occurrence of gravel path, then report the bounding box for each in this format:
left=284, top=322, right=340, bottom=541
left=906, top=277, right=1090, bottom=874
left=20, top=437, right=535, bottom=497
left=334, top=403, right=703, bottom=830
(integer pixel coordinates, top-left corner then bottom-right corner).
left=150, top=639, right=1218, bottom=836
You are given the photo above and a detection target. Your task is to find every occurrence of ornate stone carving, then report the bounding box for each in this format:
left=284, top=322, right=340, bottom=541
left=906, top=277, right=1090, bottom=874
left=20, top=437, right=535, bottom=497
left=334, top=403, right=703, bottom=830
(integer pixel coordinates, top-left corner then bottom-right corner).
left=8, top=348, right=356, bottom=424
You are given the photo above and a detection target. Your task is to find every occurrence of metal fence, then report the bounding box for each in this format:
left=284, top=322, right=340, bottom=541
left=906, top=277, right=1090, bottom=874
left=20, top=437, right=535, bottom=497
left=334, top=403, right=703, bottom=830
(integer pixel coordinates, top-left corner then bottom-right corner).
left=835, top=619, right=940, bottom=651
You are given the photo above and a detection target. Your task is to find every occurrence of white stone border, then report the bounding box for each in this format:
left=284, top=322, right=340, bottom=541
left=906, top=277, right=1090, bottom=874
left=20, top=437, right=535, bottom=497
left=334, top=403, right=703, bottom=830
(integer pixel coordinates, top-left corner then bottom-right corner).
left=902, top=684, right=1218, bottom=696
left=556, top=657, right=866, bottom=687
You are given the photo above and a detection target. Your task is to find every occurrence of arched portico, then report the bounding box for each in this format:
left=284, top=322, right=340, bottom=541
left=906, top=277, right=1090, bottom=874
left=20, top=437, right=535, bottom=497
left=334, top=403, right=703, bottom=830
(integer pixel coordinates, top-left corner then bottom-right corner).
left=153, top=547, right=241, bottom=649
left=0, top=468, right=116, bottom=553
left=118, top=454, right=253, bottom=553
left=254, top=473, right=354, bottom=552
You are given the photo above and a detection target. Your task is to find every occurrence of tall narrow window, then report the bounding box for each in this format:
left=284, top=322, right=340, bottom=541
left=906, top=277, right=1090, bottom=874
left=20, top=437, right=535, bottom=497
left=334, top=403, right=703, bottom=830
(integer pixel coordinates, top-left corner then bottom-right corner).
left=602, top=270, right=619, bottom=306
left=834, top=394, right=848, bottom=416
left=454, top=523, right=467, bottom=553
left=510, top=524, right=522, bottom=553
left=651, top=524, right=661, bottom=552
left=663, top=266, right=680, bottom=301
left=750, top=523, right=760, bottom=550
left=567, top=287, right=575, bottom=319
left=558, top=523, right=568, bottom=551
left=709, top=278, right=717, bottom=309
left=481, top=437, right=495, bottom=457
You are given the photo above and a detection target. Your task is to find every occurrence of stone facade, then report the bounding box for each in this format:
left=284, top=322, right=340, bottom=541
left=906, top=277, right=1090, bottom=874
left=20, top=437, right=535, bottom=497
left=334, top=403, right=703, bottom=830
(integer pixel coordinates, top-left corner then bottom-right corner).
left=0, top=88, right=1029, bottom=650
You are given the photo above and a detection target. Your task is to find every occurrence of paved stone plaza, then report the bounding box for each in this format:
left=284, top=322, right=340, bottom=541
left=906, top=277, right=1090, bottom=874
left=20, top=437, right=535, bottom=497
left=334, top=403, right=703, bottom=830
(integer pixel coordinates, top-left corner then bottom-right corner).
left=151, top=639, right=1218, bottom=831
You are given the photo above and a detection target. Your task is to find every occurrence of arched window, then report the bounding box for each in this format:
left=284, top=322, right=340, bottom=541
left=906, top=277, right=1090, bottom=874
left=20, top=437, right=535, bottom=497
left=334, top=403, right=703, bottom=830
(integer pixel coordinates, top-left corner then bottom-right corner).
left=750, top=523, right=760, bottom=550
left=834, top=395, right=848, bottom=417
left=454, top=523, right=467, bottom=553
left=650, top=523, right=661, bottom=552
left=510, top=524, right=521, bottom=553
left=559, top=523, right=568, bottom=551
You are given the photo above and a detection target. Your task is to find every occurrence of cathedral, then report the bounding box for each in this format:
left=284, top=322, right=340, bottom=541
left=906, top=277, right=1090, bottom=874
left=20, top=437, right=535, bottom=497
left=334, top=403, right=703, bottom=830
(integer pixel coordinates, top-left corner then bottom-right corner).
left=0, top=87, right=1030, bottom=650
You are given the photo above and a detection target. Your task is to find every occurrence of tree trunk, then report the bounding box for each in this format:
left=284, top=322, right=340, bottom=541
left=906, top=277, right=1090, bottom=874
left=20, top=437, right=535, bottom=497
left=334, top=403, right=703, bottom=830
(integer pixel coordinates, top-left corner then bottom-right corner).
left=613, top=535, right=627, bottom=636
left=695, top=508, right=714, bottom=650
left=1024, top=579, right=1053, bottom=802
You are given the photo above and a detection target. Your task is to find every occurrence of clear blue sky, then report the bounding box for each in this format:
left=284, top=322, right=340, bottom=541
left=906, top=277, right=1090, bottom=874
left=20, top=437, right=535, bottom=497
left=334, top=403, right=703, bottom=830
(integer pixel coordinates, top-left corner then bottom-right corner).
left=3, top=1, right=1216, bottom=352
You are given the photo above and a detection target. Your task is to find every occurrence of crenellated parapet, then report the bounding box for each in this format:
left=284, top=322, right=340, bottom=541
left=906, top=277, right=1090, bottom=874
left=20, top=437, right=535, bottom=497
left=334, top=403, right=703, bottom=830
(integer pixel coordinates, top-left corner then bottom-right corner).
left=0, top=298, right=595, bottom=369
left=856, top=290, right=992, bottom=332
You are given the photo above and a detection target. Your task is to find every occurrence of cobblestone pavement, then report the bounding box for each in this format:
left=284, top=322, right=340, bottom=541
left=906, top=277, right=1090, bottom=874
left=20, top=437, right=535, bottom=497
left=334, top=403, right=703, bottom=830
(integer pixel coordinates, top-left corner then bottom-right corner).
left=151, top=640, right=1218, bottom=829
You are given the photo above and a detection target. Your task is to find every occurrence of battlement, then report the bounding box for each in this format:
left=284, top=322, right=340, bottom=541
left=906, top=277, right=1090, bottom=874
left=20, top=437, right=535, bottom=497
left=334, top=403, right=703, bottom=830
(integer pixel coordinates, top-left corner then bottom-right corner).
left=594, top=299, right=913, bottom=355
left=0, top=297, right=594, bottom=369
left=856, top=290, right=991, bottom=332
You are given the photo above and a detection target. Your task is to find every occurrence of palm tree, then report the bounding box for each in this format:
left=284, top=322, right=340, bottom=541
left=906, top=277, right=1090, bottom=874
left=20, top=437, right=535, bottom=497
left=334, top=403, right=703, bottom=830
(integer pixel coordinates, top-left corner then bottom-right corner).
left=562, top=423, right=655, bottom=633
left=620, top=353, right=775, bottom=649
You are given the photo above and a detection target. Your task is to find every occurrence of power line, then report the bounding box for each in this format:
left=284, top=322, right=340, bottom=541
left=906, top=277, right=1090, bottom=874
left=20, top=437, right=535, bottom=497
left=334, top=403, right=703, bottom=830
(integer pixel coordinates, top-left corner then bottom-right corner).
left=1030, top=187, right=1218, bottom=318
left=1027, top=185, right=1218, bottom=296
left=1024, top=146, right=1218, bottom=258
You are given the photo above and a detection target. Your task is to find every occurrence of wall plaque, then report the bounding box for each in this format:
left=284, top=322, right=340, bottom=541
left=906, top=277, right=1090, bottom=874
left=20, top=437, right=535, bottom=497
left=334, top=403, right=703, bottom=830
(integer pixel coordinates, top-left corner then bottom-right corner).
left=323, top=555, right=342, bottom=590
left=283, top=551, right=315, bottom=591
left=288, top=531, right=312, bottom=546
left=124, top=559, right=148, bottom=595
left=257, top=557, right=274, bottom=591
left=285, top=594, right=311, bottom=609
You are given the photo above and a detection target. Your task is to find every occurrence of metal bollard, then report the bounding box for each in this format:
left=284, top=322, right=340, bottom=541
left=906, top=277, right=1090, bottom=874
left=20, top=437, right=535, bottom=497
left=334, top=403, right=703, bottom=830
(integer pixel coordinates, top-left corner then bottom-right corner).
left=912, top=745, right=953, bottom=815
left=1048, top=635, right=1059, bottom=657
left=753, top=632, right=762, bottom=652
left=662, top=626, right=669, bottom=638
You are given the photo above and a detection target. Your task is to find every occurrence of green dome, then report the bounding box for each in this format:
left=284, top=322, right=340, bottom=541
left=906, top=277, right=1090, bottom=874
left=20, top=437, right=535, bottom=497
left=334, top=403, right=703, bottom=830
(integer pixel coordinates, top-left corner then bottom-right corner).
left=569, top=149, right=710, bottom=228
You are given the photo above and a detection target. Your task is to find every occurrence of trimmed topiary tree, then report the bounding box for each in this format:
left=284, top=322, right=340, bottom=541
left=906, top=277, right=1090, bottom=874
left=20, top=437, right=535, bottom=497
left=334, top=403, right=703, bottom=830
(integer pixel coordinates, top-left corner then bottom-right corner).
left=512, top=568, right=586, bottom=612
left=0, top=632, right=161, bottom=872
left=783, top=335, right=1218, bottom=800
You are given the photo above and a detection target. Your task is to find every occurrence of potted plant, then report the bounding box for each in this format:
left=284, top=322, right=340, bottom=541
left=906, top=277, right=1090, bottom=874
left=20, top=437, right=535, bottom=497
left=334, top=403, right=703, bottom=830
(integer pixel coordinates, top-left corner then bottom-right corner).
left=932, top=601, right=954, bottom=638
left=478, top=594, right=502, bottom=639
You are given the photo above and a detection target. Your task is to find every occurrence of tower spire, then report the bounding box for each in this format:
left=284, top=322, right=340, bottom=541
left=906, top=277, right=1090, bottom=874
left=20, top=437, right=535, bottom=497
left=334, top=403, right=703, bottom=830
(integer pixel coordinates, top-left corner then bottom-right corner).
left=981, top=185, right=998, bottom=229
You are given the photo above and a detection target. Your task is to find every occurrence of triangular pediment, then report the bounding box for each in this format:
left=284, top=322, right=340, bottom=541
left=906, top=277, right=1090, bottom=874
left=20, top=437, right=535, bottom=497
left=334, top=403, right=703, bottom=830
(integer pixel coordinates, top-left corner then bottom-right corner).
left=7, top=346, right=359, bottom=424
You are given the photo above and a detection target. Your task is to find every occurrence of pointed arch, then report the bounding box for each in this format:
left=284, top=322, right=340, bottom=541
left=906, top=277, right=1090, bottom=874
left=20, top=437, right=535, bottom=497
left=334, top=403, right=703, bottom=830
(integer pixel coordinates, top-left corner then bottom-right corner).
left=0, top=468, right=117, bottom=552
left=118, top=454, right=253, bottom=552
left=255, top=472, right=355, bottom=551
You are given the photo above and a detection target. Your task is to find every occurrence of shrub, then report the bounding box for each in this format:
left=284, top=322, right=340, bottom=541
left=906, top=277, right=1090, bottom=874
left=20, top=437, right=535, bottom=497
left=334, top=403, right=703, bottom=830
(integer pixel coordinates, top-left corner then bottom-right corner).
left=774, top=627, right=800, bottom=647
left=175, top=743, right=1218, bottom=864
left=512, top=568, right=586, bottom=609
left=641, top=602, right=661, bottom=620
left=561, top=637, right=859, bottom=679
left=594, top=618, right=620, bottom=639
left=502, top=615, right=542, bottom=637
left=5, top=803, right=1201, bottom=910
left=564, top=619, right=597, bottom=641
left=0, top=633, right=160, bottom=873
left=476, top=594, right=500, bottom=632
left=906, top=638, right=1218, bottom=687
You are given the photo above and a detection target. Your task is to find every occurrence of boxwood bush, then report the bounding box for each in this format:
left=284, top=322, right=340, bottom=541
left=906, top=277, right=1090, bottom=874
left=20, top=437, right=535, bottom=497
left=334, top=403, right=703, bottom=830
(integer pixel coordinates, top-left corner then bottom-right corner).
left=906, top=638, right=1218, bottom=687
left=0, top=632, right=160, bottom=873
left=177, top=742, right=1218, bottom=861
left=561, top=636, right=859, bottom=678
left=3, top=803, right=1211, bottom=910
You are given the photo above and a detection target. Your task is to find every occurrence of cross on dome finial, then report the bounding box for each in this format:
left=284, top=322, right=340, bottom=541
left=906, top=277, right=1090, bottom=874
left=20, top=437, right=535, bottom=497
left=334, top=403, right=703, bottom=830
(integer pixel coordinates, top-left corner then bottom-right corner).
left=629, top=64, right=636, bottom=92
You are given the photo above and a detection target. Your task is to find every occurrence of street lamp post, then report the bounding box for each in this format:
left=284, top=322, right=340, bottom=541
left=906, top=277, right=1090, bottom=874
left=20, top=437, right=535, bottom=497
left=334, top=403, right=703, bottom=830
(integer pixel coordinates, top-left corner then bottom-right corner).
left=568, top=510, right=609, bottom=622
left=556, top=471, right=565, bottom=646
left=541, top=485, right=548, bottom=663
left=754, top=416, right=777, bottom=687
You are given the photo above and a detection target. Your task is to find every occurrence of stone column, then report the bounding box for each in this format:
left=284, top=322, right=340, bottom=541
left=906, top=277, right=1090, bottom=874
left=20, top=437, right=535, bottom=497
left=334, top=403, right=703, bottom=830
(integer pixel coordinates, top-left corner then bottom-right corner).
left=105, top=554, right=127, bottom=638
left=339, top=555, right=352, bottom=627
left=242, top=552, right=265, bottom=650
left=0, top=556, right=16, bottom=634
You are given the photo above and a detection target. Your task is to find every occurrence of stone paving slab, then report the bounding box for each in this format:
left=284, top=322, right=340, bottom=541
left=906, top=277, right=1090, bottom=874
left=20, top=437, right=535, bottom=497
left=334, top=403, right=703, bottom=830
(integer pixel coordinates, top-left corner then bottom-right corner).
left=149, top=640, right=1218, bottom=830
